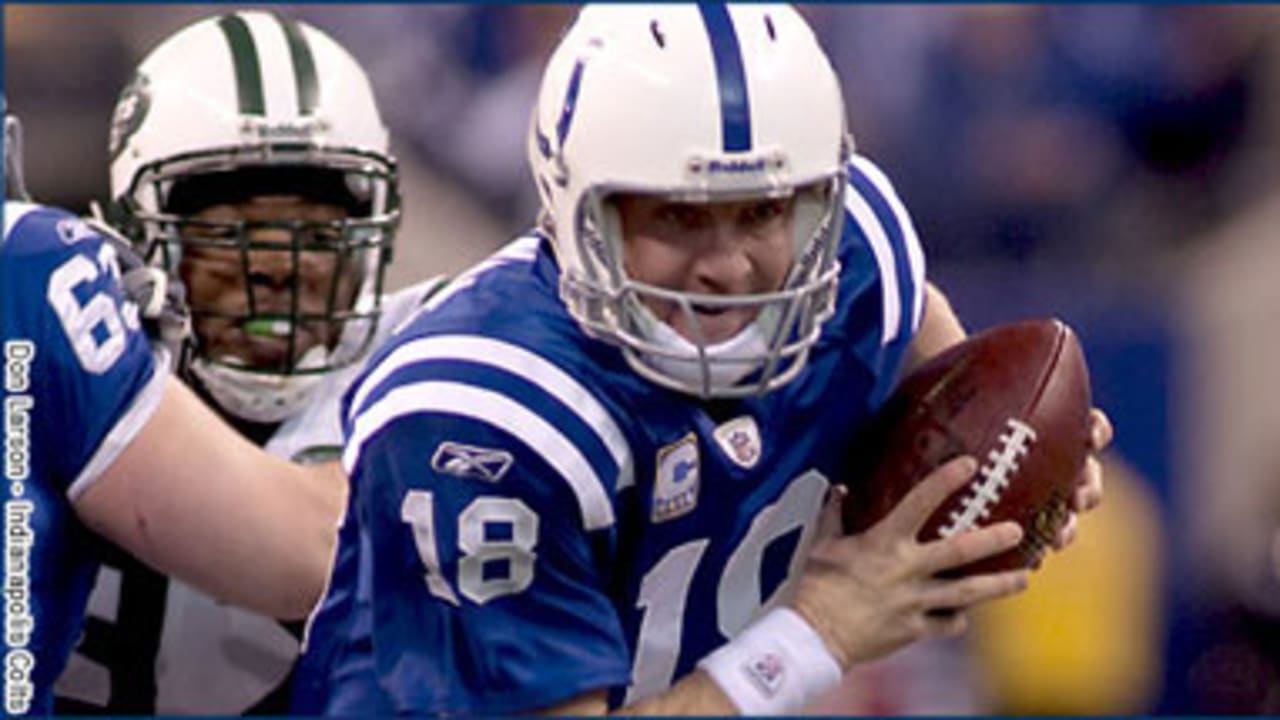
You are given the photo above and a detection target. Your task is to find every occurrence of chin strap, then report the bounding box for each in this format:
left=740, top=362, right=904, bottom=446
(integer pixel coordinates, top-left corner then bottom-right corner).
left=85, top=204, right=192, bottom=368
left=642, top=314, right=769, bottom=396
left=187, top=355, right=327, bottom=424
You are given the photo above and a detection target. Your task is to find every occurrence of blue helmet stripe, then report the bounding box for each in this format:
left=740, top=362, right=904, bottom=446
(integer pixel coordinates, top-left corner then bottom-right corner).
left=556, top=59, right=587, bottom=148
left=698, top=4, right=752, bottom=152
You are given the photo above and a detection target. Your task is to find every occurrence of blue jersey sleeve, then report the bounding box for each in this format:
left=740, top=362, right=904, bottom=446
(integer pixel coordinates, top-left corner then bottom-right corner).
left=1, top=202, right=164, bottom=713
left=2, top=202, right=164, bottom=497
left=339, top=343, right=633, bottom=714
left=834, top=154, right=929, bottom=407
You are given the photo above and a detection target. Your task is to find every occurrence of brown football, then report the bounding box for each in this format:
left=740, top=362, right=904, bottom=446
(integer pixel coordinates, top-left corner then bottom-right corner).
left=842, top=318, right=1092, bottom=575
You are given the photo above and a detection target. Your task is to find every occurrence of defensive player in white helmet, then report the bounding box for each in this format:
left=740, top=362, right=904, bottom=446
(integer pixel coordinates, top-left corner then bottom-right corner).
left=2, top=94, right=343, bottom=716
left=52, top=11, right=445, bottom=714
left=297, top=4, right=1111, bottom=715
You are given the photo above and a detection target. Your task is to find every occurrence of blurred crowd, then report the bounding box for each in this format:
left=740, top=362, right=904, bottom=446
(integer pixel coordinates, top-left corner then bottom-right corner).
left=8, top=3, right=1280, bottom=714
left=12, top=5, right=1279, bottom=284
left=304, top=4, right=1280, bottom=297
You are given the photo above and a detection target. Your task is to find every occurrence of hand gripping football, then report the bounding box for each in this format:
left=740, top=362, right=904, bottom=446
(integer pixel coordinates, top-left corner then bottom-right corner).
left=842, top=318, right=1092, bottom=575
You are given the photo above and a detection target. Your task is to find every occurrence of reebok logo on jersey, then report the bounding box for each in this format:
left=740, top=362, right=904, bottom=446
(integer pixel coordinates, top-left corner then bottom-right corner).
left=652, top=433, right=699, bottom=523
left=430, top=442, right=513, bottom=483
left=713, top=415, right=761, bottom=470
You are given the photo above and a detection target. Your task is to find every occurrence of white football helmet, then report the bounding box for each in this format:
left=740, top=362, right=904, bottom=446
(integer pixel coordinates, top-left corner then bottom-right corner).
left=108, top=10, right=399, bottom=422
left=528, top=4, right=849, bottom=398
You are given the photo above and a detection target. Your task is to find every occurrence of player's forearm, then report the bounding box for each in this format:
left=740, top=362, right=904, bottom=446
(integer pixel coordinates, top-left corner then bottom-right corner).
left=249, top=459, right=348, bottom=616
left=540, top=608, right=840, bottom=716
left=78, top=376, right=341, bottom=618
left=902, top=282, right=967, bottom=375
left=614, top=671, right=739, bottom=715
left=536, top=672, right=738, bottom=716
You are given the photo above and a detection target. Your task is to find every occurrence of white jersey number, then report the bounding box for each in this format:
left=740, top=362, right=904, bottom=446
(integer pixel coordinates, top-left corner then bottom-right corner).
left=401, top=491, right=538, bottom=606
left=47, top=244, right=130, bottom=374
left=625, top=470, right=829, bottom=703
left=399, top=470, right=826, bottom=703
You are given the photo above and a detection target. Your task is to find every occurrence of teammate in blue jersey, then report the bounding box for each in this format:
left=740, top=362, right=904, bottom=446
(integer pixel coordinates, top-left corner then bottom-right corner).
left=50, top=12, right=446, bottom=714
left=299, top=5, right=1111, bottom=715
left=0, top=109, right=341, bottom=716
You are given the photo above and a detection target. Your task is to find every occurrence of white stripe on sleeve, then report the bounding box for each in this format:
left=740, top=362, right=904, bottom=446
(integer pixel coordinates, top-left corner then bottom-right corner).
left=844, top=188, right=902, bottom=346
left=849, top=155, right=927, bottom=333
left=348, top=334, right=632, bottom=492
left=67, top=349, right=171, bottom=501
left=422, top=236, right=541, bottom=314
left=3, top=201, right=42, bottom=241
left=344, top=380, right=616, bottom=531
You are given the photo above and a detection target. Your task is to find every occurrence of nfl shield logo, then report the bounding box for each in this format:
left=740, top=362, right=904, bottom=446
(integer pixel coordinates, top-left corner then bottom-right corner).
left=713, top=416, right=762, bottom=469
left=744, top=651, right=785, bottom=697
left=652, top=433, right=699, bottom=523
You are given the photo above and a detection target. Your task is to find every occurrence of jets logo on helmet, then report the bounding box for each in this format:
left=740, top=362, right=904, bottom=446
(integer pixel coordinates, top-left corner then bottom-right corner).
left=108, top=73, right=150, bottom=161
left=527, top=4, right=849, bottom=398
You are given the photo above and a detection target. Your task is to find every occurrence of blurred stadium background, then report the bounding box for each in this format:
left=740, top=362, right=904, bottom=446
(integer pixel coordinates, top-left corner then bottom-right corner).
left=7, top=4, right=1280, bottom=714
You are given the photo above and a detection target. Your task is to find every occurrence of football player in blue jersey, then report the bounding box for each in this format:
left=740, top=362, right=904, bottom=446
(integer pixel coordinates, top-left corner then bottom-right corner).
left=50, top=11, right=446, bottom=715
left=299, top=4, right=1111, bottom=715
left=0, top=106, right=341, bottom=716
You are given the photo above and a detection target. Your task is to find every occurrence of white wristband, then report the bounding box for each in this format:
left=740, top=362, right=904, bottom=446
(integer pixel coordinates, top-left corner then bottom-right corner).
left=697, top=607, right=842, bottom=715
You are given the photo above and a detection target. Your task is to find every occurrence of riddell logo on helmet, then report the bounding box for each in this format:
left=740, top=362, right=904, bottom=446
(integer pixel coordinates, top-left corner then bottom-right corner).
left=706, top=158, right=768, bottom=175
left=688, top=153, right=785, bottom=180
left=248, top=119, right=329, bottom=140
